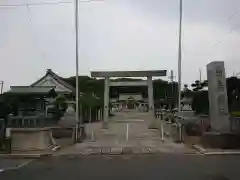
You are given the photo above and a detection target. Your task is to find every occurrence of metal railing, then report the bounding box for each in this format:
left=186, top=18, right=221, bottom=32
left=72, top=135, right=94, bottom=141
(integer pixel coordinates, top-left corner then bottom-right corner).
left=7, top=115, right=57, bottom=128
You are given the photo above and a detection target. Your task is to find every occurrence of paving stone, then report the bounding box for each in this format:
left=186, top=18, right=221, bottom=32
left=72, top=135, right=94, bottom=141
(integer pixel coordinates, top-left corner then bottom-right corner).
left=90, top=148, right=101, bottom=155
left=110, top=147, right=122, bottom=155
left=101, top=147, right=111, bottom=155
left=139, top=147, right=152, bottom=154
left=132, top=147, right=141, bottom=154
left=80, top=148, right=93, bottom=156
left=147, top=147, right=153, bottom=153
left=122, top=147, right=134, bottom=154
left=149, top=147, right=159, bottom=153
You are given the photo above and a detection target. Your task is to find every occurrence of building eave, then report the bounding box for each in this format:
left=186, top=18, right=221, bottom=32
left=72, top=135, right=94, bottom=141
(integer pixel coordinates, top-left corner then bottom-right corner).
left=31, top=69, right=76, bottom=93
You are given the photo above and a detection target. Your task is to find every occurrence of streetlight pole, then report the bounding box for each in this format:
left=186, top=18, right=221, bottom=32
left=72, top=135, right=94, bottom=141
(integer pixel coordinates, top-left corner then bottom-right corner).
left=177, top=0, right=183, bottom=112
left=74, top=0, right=102, bottom=142
left=74, top=0, right=82, bottom=141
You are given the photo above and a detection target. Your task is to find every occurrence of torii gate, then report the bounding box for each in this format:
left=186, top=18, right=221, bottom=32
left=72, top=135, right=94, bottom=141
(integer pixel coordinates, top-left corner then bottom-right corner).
left=91, top=70, right=167, bottom=129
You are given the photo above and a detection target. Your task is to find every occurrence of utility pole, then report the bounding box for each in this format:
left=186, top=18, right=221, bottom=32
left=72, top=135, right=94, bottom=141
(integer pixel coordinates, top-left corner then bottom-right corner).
left=199, top=68, right=202, bottom=82
left=169, top=70, right=176, bottom=108
left=169, top=70, right=175, bottom=93
left=177, top=0, right=183, bottom=112
left=74, top=0, right=103, bottom=141
left=0, top=81, right=3, bottom=94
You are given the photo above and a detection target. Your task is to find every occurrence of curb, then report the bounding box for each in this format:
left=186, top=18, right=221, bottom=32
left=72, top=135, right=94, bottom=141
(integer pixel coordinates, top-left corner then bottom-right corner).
left=54, top=147, right=152, bottom=157
left=192, top=145, right=206, bottom=155
left=54, top=147, right=199, bottom=157
left=0, top=145, right=61, bottom=159
left=192, top=144, right=240, bottom=155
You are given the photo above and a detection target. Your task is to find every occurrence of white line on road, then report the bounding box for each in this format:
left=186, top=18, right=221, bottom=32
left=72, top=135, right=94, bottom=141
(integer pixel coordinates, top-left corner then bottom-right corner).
left=0, top=159, right=34, bottom=173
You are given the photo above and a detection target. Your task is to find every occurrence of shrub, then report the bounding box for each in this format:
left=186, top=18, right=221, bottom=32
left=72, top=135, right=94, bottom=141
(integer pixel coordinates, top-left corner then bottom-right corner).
left=231, top=111, right=240, bottom=117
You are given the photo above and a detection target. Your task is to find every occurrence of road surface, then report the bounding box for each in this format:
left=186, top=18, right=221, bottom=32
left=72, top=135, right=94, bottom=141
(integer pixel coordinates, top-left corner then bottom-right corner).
left=1, top=154, right=240, bottom=180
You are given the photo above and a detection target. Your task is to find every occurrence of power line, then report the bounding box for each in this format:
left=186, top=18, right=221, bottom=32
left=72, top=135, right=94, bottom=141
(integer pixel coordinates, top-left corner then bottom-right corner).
left=26, top=5, right=33, bottom=24
left=227, top=11, right=237, bottom=21
left=0, top=1, right=72, bottom=7
left=211, top=10, right=239, bottom=49
left=0, top=0, right=104, bottom=7
left=211, top=23, right=240, bottom=49
left=26, top=3, right=47, bottom=60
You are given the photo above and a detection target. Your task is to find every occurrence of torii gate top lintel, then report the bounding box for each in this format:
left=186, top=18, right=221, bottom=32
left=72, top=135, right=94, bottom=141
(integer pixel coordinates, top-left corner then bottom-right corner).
left=91, top=70, right=167, bottom=78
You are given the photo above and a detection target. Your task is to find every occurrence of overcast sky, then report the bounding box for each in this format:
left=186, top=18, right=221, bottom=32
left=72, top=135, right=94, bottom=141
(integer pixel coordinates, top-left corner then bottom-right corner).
left=0, top=0, right=240, bottom=91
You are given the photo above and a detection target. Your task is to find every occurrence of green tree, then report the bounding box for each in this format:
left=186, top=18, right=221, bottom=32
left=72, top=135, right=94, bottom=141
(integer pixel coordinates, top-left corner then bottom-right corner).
left=191, top=80, right=208, bottom=91
left=64, top=75, right=179, bottom=107
left=54, top=95, right=67, bottom=111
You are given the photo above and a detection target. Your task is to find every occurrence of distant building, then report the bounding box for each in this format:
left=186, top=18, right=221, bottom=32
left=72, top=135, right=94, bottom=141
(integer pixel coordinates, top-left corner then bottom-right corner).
left=118, top=93, right=143, bottom=102
left=110, top=93, right=148, bottom=109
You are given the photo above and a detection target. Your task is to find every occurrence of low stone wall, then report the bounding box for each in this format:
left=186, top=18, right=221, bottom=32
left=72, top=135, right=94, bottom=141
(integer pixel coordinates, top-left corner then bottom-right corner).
left=202, top=132, right=240, bottom=149
left=11, top=127, right=54, bottom=151
left=175, top=111, right=195, bottom=118
left=230, top=116, right=240, bottom=133
left=51, top=127, right=74, bottom=139
left=170, top=123, right=183, bottom=142
left=7, top=115, right=57, bottom=128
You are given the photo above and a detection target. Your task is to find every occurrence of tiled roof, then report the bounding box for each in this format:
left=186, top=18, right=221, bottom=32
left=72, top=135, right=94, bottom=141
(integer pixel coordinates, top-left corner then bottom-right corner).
left=31, top=69, right=75, bottom=92
left=9, top=86, right=55, bottom=94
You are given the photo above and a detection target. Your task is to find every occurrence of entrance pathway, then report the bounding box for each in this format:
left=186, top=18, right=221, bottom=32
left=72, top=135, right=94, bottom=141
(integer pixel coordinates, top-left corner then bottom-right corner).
left=55, top=110, right=196, bottom=156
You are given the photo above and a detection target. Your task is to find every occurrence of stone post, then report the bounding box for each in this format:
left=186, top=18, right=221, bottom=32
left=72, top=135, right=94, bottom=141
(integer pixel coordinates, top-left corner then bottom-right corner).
left=207, top=61, right=230, bottom=132
left=147, top=76, right=157, bottom=128
left=99, top=109, right=102, bottom=121
left=103, top=77, right=109, bottom=129
left=89, top=106, right=92, bottom=123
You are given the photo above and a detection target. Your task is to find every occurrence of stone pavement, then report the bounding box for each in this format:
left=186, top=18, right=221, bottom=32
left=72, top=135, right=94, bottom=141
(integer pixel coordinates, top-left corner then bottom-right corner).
left=55, top=110, right=196, bottom=156
left=54, top=143, right=196, bottom=156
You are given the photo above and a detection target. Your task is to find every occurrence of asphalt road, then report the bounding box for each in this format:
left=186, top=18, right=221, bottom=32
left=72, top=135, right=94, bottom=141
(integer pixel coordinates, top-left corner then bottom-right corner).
left=0, top=159, right=33, bottom=172
left=1, top=154, right=240, bottom=180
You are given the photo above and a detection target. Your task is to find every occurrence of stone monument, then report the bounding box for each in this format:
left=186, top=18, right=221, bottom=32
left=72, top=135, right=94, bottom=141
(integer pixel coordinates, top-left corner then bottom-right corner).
left=207, top=61, right=230, bottom=132
left=203, top=61, right=240, bottom=148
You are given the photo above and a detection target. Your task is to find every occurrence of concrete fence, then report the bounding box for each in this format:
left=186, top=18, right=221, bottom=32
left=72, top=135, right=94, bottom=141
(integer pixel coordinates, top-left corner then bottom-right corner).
left=0, top=118, right=5, bottom=139
left=7, top=115, right=57, bottom=128
left=230, top=116, right=240, bottom=133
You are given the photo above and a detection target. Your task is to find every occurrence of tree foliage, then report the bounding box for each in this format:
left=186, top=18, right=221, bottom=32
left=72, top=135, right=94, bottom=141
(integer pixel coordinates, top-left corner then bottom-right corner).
left=64, top=76, right=179, bottom=106
left=191, top=91, right=209, bottom=114
left=190, top=76, right=240, bottom=114
left=227, top=76, right=240, bottom=111
left=54, top=95, right=67, bottom=112
left=191, top=80, right=208, bottom=91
